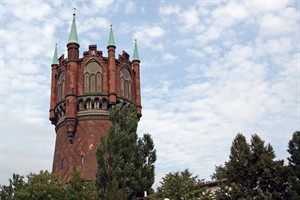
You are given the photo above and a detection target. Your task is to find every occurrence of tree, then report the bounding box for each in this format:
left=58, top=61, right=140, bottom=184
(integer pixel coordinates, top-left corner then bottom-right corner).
left=215, top=133, right=287, bottom=199
left=1, top=170, right=98, bottom=200
left=226, top=134, right=252, bottom=188
left=211, top=165, right=227, bottom=181
left=287, top=131, right=300, bottom=199
left=156, top=169, right=210, bottom=200
left=14, top=170, right=65, bottom=200
left=96, top=104, right=156, bottom=199
left=65, top=169, right=96, bottom=200
left=0, top=174, right=25, bottom=200
left=249, top=134, right=286, bottom=199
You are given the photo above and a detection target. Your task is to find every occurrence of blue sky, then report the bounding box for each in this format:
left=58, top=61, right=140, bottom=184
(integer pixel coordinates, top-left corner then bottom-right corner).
left=1, top=0, right=299, bottom=188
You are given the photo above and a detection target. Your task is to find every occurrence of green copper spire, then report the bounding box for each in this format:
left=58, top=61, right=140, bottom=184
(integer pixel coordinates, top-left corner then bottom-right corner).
left=52, top=44, right=59, bottom=65
left=132, top=39, right=140, bottom=61
left=108, top=25, right=115, bottom=47
left=68, top=13, right=79, bottom=44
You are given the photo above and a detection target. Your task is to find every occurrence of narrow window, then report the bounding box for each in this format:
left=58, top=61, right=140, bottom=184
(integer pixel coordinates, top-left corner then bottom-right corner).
left=96, top=72, right=102, bottom=92
left=57, top=71, right=65, bottom=101
left=90, top=74, right=96, bottom=92
left=125, top=81, right=129, bottom=98
left=61, top=80, right=65, bottom=99
left=81, top=155, right=84, bottom=165
left=120, top=77, right=125, bottom=96
left=86, top=101, right=92, bottom=109
left=120, top=67, right=132, bottom=99
left=84, top=73, right=89, bottom=93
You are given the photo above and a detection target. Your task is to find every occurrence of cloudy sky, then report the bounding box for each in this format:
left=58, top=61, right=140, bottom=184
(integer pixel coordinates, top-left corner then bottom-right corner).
left=1, top=0, right=299, bottom=188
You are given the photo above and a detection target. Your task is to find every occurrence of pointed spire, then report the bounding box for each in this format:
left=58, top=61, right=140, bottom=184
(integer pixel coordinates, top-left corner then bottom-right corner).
left=68, top=12, right=79, bottom=45
left=132, top=39, right=140, bottom=61
left=52, top=44, right=59, bottom=65
left=108, top=25, right=115, bottom=47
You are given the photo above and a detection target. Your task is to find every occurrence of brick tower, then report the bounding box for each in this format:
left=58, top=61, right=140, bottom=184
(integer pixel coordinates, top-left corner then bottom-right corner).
left=49, top=13, right=142, bottom=181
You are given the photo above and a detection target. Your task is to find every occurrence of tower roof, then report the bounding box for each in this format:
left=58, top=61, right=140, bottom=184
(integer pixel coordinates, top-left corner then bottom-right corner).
left=68, top=13, right=79, bottom=44
left=52, top=44, right=59, bottom=65
left=108, top=25, right=115, bottom=47
left=132, top=39, right=140, bottom=61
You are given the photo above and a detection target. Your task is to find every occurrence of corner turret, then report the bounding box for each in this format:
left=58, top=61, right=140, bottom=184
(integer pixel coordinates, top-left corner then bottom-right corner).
left=49, top=44, right=59, bottom=124
left=65, top=13, right=80, bottom=143
left=107, top=25, right=117, bottom=105
left=132, top=40, right=142, bottom=117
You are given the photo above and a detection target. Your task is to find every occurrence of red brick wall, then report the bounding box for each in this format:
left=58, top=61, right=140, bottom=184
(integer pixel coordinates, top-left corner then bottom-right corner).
left=52, top=119, right=111, bottom=181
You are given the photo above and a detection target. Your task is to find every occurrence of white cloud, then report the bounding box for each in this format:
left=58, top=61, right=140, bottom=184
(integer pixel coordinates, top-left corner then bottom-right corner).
left=245, top=1, right=291, bottom=13
left=133, top=25, right=166, bottom=51
left=180, top=8, right=199, bottom=31
left=77, top=17, right=110, bottom=33
left=212, top=2, right=248, bottom=28
left=134, top=26, right=165, bottom=40
left=225, top=44, right=254, bottom=65
left=125, top=1, right=136, bottom=14
left=259, top=13, right=295, bottom=36
left=3, top=1, right=51, bottom=22
left=162, top=53, right=177, bottom=62
left=159, top=4, right=181, bottom=16
left=195, top=26, right=222, bottom=45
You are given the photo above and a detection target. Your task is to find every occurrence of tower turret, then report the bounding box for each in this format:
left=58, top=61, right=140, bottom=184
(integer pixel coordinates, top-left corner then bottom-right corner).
left=65, top=13, right=79, bottom=143
left=107, top=25, right=117, bottom=105
left=132, top=40, right=142, bottom=117
left=49, top=44, right=59, bottom=124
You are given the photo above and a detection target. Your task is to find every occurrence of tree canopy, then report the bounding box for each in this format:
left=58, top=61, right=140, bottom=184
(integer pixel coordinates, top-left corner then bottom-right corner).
left=0, top=170, right=95, bottom=200
left=1, top=171, right=65, bottom=200
left=287, top=131, right=300, bottom=199
left=155, top=169, right=212, bottom=200
left=214, top=133, right=287, bottom=199
left=96, top=104, right=156, bottom=199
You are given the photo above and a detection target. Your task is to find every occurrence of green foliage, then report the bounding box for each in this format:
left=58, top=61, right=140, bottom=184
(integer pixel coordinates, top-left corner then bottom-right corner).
left=0, top=174, right=25, bottom=200
left=215, top=133, right=287, bottom=199
left=287, top=131, right=300, bottom=199
left=1, top=169, right=97, bottom=200
left=156, top=169, right=210, bottom=200
left=65, top=169, right=96, bottom=200
left=14, top=170, right=65, bottom=200
left=211, top=165, right=227, bottom=180
left=96, top=104, right=156, bottom=199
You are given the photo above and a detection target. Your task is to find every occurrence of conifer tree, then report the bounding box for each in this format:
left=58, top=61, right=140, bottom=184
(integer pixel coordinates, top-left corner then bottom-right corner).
left=287, top=131, right=300, bottom=199
left=215, top=133, right=286, bottom=199
left=226, top=134, right=251, bottom=188
left=156, top=169, right=209, bottom=200
left=96, top=104, right=156, bottom=199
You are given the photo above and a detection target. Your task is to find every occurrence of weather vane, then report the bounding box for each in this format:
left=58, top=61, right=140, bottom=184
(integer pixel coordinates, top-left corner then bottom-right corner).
left=73, top=7, right=76, bottom=15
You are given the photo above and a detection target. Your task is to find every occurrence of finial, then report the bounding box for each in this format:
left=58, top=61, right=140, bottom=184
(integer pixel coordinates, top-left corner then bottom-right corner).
left=73, top=7, right=76, bottom=16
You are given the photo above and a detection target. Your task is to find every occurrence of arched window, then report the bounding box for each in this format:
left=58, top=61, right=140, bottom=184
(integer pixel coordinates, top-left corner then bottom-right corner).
left=120, top=67, right=132, bottom=99
left=57, top=71, right=65, bottom=101
left=84, top=61, right=102, bottom=93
